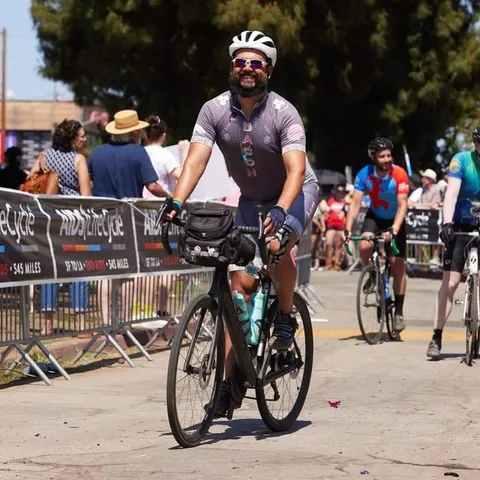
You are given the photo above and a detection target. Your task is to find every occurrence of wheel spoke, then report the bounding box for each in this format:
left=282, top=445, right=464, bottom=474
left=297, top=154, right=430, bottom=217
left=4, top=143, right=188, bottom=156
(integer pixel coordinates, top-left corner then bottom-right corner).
left=167, top=295, right=224, bottom=448
left=357, top=266, right=385, bottom=344
left=256, top=293, right=313, bottom=431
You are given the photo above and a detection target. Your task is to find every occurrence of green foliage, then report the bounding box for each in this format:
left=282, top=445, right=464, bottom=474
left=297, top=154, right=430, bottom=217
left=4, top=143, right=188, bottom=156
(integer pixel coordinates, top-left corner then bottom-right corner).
left=31, top=0, right=480, bottom=173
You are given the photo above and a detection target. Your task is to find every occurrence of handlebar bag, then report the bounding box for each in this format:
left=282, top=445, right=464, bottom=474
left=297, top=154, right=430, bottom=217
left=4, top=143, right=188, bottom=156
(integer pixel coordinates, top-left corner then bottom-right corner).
left=179, top=208, right=256, bottom=267
left=179, top=208, right=234, bottom=266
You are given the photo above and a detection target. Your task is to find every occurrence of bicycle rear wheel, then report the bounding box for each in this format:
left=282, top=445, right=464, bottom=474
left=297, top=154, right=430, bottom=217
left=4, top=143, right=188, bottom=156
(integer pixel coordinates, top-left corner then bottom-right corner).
left=465, top=276, right=479, bottom=366
left=256, top=292, right=313, bottom=432
left=166, top=294, right=225, bottom=447
left=357, top=264, right=385, bottom=344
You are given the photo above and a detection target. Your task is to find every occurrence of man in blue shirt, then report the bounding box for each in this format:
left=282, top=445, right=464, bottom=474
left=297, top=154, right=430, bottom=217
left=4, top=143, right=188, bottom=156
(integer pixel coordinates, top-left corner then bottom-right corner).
left=88, top=110, right=169, bottom=199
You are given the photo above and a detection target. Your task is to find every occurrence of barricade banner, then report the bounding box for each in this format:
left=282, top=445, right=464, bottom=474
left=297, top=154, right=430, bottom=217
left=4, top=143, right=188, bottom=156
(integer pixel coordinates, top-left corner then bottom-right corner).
left=40, top=196, right=137, bottom=279
left=0, top=189, right=55, bottom=283
left=405, top=208, right=440, bottom=243
left=0, top=189, right=313, bottom=286
left=132, top=199, right=203, bottom=273
left=356, top=206, right=441, bottom=243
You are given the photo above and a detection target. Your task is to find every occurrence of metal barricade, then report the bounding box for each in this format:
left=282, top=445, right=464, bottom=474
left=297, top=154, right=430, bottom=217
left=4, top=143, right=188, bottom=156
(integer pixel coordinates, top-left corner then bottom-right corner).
left=0, top=268, right=215, bottom=385
left=405, top=241, right=443, bottom=277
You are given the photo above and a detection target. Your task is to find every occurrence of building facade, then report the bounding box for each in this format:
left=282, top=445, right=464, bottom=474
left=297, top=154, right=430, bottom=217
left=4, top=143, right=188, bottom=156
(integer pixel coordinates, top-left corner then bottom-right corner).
left=0, top=100, right=106, bottom=167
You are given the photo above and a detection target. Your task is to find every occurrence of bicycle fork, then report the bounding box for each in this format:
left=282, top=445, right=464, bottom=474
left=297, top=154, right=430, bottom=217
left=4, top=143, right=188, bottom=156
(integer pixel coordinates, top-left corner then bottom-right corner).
left=182, top=303, right=222, bottom=378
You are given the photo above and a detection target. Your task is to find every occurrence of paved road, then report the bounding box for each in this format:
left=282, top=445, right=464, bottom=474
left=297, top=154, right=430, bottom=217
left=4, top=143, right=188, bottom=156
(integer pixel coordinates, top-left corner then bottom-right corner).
left=1, top=271, right=479, bottom=480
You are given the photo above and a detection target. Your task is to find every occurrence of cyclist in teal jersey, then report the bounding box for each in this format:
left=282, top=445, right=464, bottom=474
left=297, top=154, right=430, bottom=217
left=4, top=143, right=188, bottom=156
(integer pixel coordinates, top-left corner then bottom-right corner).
left=427, top=127, right=480, bottom=358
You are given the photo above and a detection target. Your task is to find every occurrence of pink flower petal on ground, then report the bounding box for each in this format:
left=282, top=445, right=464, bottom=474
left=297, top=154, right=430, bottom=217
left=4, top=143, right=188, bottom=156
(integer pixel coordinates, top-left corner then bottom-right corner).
left=328, top=400, right=341, bottom=408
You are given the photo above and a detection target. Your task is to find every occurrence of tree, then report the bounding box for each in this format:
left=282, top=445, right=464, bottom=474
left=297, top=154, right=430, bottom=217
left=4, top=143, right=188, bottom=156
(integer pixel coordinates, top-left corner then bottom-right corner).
left=31, top=0, right=480, bottom=174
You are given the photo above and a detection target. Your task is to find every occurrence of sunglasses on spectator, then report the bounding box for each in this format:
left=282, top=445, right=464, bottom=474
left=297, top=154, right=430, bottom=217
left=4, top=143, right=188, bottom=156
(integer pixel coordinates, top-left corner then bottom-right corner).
left=232, top=58, right=268, bottom=70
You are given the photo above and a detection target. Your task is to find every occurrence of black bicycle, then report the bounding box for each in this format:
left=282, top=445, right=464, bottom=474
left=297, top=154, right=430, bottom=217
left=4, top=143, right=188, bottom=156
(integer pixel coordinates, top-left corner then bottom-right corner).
left=160, top=207, right=313, bottom=448
left=346, top=232, right=400, bottom=344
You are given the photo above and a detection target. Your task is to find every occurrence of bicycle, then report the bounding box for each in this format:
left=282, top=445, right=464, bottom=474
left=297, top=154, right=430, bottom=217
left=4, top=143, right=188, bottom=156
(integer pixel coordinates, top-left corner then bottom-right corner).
left=452, top=231, right=480, bottom=366
left=345, top=232, right=400, bottom=345
left=160, top=206, right=314, bottom=448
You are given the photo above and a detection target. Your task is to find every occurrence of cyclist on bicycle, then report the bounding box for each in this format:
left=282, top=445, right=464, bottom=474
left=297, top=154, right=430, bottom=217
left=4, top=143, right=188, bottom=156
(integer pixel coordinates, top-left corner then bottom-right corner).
left=161, top=30, right=320, bottom=416
left=426, top=126, right=480, bottom=358
left=344, top=137, right=409, bottom=332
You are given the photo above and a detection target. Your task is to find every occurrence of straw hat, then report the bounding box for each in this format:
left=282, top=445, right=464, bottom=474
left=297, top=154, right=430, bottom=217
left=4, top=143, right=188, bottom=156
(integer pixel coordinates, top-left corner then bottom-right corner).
left=105, top=110, right=148, bottom=134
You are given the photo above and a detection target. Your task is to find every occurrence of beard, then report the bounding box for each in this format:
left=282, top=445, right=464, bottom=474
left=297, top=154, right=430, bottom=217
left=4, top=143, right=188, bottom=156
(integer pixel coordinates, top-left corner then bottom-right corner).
left=375, top=161, right=392, bottom=173
left=229, top=71, right=268, bottom=98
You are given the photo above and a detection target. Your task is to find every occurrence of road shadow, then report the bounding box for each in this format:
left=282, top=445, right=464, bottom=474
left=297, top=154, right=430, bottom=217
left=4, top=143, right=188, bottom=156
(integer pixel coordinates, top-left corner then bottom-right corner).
left=427, top=352, right=467, bottom=362
left=338, top=333, right=402, bottom=344
left=168, top=418, right=312, bottom=449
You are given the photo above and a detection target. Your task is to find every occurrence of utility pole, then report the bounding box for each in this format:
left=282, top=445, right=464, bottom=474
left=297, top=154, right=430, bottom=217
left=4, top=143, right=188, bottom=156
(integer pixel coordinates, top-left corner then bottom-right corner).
left=1, top=28, right=6, bottom=163
left=51, top=80, right=56, bottom=134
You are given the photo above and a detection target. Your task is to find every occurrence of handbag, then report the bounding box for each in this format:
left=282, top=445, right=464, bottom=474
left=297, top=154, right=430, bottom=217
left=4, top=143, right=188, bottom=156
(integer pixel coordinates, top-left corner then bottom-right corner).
left=20, top=152, right=59, bottom=195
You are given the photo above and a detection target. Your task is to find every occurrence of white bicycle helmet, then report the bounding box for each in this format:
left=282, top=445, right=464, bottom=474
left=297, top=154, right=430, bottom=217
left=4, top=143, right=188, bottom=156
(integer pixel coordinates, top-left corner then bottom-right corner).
left=229, top=30, right=277, bottom=67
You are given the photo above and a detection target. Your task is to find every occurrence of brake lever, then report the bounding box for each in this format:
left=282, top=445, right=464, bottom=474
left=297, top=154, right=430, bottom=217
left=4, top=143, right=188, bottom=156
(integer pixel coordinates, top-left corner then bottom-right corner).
left=256, top=204, right=269, bottom=266
left=154, top=202, right=169, bottom=231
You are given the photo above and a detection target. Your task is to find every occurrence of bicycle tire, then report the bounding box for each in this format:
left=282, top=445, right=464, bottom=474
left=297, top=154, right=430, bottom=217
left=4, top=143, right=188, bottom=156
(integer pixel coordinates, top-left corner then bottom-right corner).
left=166, top=294, right=225, bottom=447
left=476, top=315, right=480, bottom=360
left=357, top=264, right=385, bottom=345
left=466, top=276, right=479, bottom=366
left=256, top=292, right=313, bottom=432
left=385, top=299, right=400, bottom=341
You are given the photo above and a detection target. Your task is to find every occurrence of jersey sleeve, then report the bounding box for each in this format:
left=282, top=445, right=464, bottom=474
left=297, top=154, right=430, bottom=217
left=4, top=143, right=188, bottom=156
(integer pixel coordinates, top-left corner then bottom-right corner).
left=393, top=167, right=409, bottom=195
left=353, top=166, right=368, bottom=192
left=448, top=154, right=464, bottom=180
left=190, top=102, right=216, bottom=148
left=279, top=103, right=307, bottom=155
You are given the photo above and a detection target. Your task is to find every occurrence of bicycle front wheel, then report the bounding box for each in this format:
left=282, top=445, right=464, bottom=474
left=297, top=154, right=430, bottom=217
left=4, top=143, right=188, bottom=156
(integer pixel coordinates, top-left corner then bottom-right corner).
left=357, top=264, right=385, bottom=345
left=465, top=276, right=479, bottom=366
left=166, top=294, right=225, bottom=447
left=256, top=292, right=314, bottom=432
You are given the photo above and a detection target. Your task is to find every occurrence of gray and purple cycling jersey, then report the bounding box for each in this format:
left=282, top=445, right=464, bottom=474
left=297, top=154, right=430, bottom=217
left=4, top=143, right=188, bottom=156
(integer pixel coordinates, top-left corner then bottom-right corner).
left=191, top=90, right=318, bottom=202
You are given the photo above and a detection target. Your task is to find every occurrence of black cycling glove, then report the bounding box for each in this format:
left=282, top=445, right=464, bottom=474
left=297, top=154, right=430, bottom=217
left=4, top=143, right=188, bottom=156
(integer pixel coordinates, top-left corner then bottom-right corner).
left=266, top=205, right=287, bottom=231
left=439, top=223, right=455, bottom=245
left=154, top=197, right=182, bottom=229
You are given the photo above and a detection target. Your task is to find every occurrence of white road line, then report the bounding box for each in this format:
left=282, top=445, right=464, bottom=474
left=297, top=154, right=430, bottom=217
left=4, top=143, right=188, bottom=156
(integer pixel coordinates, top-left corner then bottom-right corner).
left=311, top=318, right=329, bottom=323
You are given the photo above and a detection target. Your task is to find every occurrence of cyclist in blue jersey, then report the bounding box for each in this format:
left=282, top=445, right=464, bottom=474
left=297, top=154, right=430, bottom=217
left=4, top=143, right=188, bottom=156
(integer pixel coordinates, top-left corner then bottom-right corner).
left=345, top=137, right=410, bottom=332
left=161, top=30, right=320, bottom=417
left=427, top=127, right=480, bottom=358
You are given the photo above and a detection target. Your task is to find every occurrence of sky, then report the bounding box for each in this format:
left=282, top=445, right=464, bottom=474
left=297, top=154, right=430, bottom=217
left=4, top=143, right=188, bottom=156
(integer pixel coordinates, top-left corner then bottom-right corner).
left=0, top=0, right=73, bottom=101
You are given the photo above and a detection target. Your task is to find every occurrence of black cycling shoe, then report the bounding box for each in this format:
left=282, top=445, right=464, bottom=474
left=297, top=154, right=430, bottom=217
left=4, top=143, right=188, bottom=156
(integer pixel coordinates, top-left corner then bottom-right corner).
left=205, top=378, right=246, bottom=419
left=269, top=313, right=297, bottom=351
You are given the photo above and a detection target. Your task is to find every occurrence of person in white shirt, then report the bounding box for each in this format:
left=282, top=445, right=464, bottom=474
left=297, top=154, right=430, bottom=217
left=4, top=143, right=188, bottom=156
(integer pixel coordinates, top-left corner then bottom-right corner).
left=137, top=115, right=182, bottom=325
left=143, top=115, right=182, bottom=198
